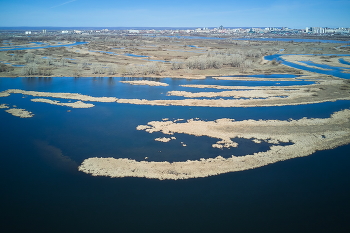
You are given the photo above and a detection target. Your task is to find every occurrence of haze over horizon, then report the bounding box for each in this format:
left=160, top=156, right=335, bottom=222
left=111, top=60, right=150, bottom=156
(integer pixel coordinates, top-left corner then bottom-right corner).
left=0, top=0, right=349, bottom=29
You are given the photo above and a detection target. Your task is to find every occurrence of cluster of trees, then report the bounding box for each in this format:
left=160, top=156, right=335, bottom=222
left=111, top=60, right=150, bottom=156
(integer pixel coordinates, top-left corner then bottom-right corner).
left=91, top=63, right=117, bottom=75
left=58, top=61, right=165, bottom=77
left=23, top=52, right=70, bottom=67
left=0, top=63, right=13, bottom=72
left=171, top=49, right=265, bottom=72
left=122, top=62, right=164, bottom=76
left=21, top=63, right=53, bottom=76
left=101, top=37, right=144, bottom=47
left=20, top=52, right=72, bottom=75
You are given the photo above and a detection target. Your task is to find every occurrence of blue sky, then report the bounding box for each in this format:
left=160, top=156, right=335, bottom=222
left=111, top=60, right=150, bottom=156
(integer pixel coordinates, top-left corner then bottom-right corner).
left=0, top=0, right=349, bottom=28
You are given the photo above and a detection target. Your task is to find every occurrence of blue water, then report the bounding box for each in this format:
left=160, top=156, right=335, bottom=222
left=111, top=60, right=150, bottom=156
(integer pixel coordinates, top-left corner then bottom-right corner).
left=1, top=77, right=349, bottom=162
left=0, top=76, right=310, bottom=102
left=1, top=75, right=350, bottom=233
left=0, top=41, right=88, bottom=51
left=12, top=64, right=25, bottom=67
left=339, top=58, right=350, bottom=65
left=187, top=45, right=206, bottom=49
left=89, top=50, right=150, bottom=58
left=0, top=76, right=347, bottom=120
left=142, top=59, right=170, bottom=62
left=124, top=53, right=149, bottom=58
left=265, top=54, right=350, bottom=79
left=30, top=42, right=46, bottom=45
left=167, top=49, right=206, bottom=53
left=0, top=61, right=26, bottom=67
left=299, top=60, right=350, bottom=70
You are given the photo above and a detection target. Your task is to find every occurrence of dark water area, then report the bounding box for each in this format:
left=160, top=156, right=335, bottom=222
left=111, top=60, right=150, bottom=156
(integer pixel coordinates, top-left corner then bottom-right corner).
left=1, top=126, right=350, bottom=233
left=1, top=76, right=350, bottom=233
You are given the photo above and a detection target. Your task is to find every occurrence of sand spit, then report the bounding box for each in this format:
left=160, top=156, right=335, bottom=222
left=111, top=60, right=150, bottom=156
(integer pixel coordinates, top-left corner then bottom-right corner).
left=212, top=76, right=305, bottom=82
left=5, top=108, right=34, bottom=118
left=120, top=80, right=169, bottom=86
left=31, top=98, right=95, bottom=108
left=167, top=90, right=291, bottom=99
left=179, top=84, right=308, bottom=90
left=0, top=89, right=117, bottom=102
left=116, top=94, right=350, bottom=107
left=164, top=75, right=206, bottom=80
left=78, top=109, right=350, bottom=180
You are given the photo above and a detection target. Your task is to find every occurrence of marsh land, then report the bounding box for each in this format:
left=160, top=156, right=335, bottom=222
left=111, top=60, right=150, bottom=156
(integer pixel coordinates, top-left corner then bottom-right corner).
left=1, top=34, right=349, bottom=78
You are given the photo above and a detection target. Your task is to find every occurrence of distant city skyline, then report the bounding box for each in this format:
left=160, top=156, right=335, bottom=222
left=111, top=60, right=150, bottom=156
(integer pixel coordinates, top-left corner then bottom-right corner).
left=1, top=0, right=349, bottom=28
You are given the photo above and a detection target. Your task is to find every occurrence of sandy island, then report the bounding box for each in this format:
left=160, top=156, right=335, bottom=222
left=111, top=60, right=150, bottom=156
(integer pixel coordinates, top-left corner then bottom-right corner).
left=5, top=108, right=34, bottom=118
left=0, top=89, right=118, bottom=102
left=120, top=80, right=169, bottom=86
left=31, top=98, right=95, bottom=108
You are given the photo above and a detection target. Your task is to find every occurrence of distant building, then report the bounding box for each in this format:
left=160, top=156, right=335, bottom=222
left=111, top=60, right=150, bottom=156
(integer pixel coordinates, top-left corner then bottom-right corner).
left=308, top=27, right=325, bottom=34
left=25, top=31, right=31, bottom=35
left=128, top=30, right=140, bottom=34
